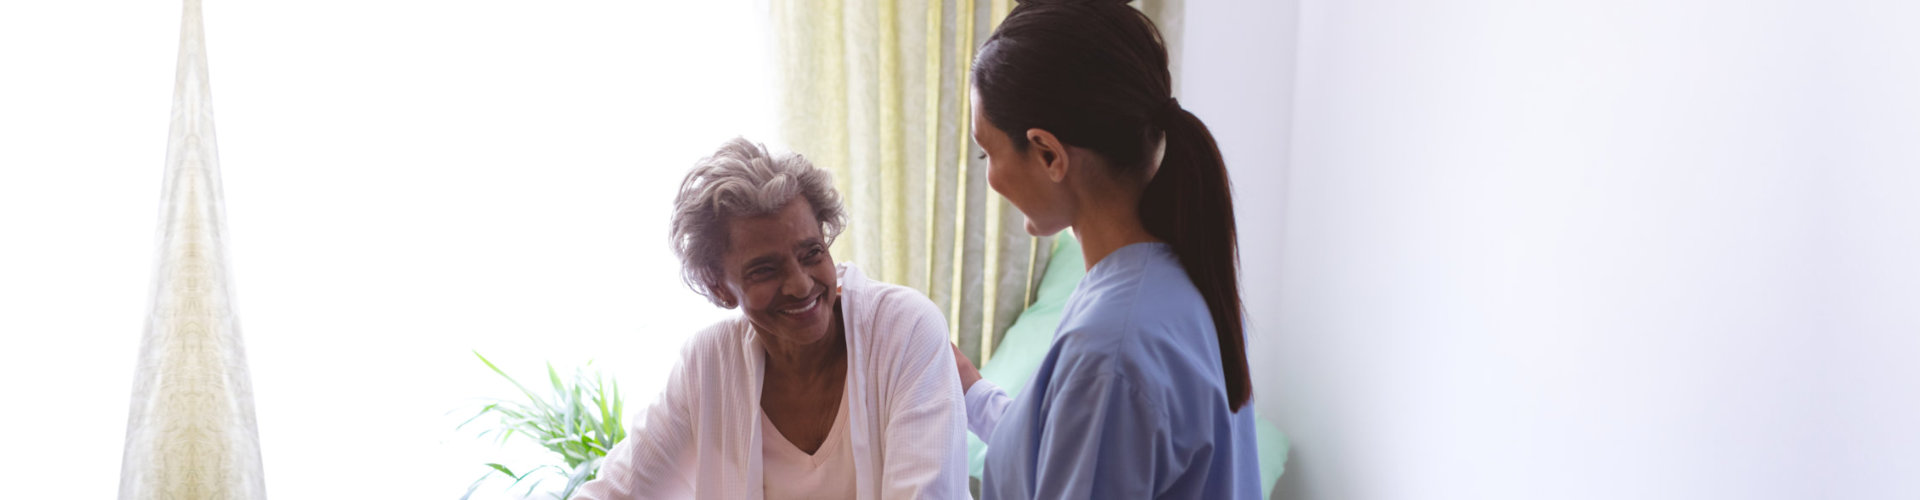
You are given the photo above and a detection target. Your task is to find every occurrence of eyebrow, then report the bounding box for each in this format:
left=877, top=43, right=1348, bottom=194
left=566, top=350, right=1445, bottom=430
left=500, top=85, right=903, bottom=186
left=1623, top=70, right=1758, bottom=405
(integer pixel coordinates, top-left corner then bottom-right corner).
left=740, top=238, right=825, bottom=271
left=742, top=254, right=781, bottom=271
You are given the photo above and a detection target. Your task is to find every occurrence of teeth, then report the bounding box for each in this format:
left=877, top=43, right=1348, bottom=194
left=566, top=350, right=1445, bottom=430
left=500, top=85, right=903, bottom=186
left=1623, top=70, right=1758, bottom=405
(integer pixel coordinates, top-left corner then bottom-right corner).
left=782, top=297, right=816, bottom=315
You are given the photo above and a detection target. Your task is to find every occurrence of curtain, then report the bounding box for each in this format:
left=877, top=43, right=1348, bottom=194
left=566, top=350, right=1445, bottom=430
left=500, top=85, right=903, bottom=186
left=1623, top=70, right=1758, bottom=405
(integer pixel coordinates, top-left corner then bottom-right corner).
left=771, top=0, right=1183, bottom=365
left=119, top=0, right=266, bottom=498
left=772, top=0, right=1039, bottom=366
left=1134, top=0, right=1184, bottom=95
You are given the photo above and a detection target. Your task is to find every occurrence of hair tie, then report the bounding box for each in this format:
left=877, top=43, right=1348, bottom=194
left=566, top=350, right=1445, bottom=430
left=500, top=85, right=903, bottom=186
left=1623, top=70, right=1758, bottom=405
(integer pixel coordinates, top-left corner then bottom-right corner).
left=1152, top=97, right=1182, bottom=127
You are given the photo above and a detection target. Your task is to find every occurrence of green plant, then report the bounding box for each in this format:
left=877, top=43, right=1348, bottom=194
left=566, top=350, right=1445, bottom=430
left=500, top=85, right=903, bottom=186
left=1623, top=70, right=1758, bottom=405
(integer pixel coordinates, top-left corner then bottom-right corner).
left=459, top=351, right=627, bottom=500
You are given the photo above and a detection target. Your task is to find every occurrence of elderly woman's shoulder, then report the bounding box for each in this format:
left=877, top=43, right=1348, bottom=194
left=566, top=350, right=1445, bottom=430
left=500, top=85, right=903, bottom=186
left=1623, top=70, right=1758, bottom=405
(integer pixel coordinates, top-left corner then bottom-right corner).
left=847, top=276, right=949, bottom=347
left=864, top=280, right=942, bottom=314
left=675, top=315, right=755, bottom=360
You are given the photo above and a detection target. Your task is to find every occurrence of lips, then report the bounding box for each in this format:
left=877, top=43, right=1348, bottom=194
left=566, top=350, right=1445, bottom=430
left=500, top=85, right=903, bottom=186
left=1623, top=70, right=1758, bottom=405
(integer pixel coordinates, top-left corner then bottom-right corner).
left=780, top=294, right=820, bottom=316
left=777, top=288, right=826, bottom=318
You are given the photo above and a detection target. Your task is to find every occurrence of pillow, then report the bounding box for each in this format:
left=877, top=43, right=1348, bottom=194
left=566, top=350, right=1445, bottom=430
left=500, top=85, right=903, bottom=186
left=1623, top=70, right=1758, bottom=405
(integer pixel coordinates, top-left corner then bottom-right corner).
left=1256, top=410, right=1290, bottom=495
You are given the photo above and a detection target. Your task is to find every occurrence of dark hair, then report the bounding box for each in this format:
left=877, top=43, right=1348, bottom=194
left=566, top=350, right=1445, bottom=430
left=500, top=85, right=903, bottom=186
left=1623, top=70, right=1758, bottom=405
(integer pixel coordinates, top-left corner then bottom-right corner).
left=973, top=0, right=1252, bottom=410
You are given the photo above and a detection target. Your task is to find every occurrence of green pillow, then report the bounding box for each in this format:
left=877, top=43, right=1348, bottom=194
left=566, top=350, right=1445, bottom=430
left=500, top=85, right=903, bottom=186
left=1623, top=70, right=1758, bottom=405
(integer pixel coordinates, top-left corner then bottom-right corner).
left=962, top=233, right=1288, bottom=498
left=1256, top=412, right=1290, bottom=495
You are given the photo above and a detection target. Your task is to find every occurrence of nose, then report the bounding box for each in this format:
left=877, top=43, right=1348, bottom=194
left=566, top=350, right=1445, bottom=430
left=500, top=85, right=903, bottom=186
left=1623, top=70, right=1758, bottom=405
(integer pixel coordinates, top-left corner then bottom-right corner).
left=779, top=263, right=813, bottom=299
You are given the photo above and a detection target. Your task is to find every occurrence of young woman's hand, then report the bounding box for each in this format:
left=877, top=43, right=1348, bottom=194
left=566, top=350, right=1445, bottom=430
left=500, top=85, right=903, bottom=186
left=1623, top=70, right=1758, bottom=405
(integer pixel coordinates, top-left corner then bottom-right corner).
left=950, top=342, right=982, bottom=392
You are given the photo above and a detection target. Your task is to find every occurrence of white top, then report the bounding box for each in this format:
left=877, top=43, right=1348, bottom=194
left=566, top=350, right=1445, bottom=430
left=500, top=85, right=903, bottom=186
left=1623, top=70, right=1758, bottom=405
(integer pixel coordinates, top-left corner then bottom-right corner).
left=575, top=263, right=970, bottom=500
left=761, top=385, right=856, bottom=500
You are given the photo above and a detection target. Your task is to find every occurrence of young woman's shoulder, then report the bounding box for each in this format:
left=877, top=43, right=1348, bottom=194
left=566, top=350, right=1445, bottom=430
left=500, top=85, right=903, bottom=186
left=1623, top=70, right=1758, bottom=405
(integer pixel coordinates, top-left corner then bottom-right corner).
left=1053, top=245, right=1221, bottom=393
left=1062, top=246, right=1207, bottom=340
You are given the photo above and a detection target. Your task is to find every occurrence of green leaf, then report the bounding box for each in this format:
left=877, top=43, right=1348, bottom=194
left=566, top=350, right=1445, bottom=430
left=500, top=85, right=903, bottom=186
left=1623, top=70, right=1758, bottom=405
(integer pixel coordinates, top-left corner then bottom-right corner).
left=461, top=473, right=491, bottom=500
left=508, top=465, right=560, bottom=490
left=457, top=403, right=500, bottom=430
left=558, top=458, right=598, bottom=499
left=477, top=350, right=557, bottom=415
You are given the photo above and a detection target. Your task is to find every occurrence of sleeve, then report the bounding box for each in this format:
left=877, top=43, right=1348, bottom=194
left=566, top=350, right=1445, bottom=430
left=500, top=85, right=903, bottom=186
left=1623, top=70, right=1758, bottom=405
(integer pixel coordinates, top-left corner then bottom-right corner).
left=1031, top=369, right=1164, bottom=499
left=875, top=297, right=973, bottom=499
left=572, top=346, right=701, bottom=500
left=964, top=378, right=1012, bottom=442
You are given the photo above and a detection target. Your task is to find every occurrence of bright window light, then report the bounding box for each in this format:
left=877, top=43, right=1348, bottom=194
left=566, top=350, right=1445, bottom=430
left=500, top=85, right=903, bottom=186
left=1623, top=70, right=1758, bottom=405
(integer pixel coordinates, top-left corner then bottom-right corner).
left=0, top=0, right=773, bottom=497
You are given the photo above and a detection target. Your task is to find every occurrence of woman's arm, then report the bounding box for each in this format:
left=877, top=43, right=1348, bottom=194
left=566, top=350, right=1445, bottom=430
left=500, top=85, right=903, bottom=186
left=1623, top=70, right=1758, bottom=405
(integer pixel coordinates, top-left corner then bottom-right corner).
left=875, top=297, right=973, bottom=499
left=953, top=344, right=1013, bottom=441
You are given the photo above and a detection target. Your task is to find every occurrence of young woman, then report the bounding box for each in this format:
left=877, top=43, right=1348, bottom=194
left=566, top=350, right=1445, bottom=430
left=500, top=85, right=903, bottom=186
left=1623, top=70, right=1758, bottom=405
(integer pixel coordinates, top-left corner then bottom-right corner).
left=953, top=0, right=1262, bottom=498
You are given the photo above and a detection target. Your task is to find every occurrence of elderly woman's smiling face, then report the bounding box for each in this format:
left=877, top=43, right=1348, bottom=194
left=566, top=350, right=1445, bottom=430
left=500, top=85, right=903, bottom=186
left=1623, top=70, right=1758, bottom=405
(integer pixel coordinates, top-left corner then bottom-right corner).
left=714, top=197, right=841, bottom=345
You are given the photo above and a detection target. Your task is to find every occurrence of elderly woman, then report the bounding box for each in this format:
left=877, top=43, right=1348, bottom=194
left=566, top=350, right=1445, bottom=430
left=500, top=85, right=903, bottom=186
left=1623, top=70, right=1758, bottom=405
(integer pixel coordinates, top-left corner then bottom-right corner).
left=575, top=138, right=969, bottom=499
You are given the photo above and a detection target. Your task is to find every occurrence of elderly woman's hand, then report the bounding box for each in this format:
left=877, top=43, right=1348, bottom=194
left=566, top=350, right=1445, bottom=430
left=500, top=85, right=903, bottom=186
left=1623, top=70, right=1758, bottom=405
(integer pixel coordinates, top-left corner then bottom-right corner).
left=950, top=343, right=982, bottom=392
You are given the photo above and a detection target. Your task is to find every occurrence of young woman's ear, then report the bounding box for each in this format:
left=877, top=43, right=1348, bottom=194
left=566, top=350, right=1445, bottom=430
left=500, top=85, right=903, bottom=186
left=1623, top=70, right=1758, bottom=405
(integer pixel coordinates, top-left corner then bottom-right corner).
left=1026, top=128, right=1070, bottom=183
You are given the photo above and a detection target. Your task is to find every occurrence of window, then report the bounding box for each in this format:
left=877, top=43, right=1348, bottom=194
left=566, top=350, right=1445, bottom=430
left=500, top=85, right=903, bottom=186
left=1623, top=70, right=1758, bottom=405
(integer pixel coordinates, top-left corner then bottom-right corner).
left=0, top=1, right=773, bottom=496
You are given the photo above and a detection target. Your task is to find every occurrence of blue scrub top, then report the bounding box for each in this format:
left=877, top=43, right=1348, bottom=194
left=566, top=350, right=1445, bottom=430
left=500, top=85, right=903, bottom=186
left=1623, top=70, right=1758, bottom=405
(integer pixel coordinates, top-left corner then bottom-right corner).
left=977, top=242, right=1262, bottom=499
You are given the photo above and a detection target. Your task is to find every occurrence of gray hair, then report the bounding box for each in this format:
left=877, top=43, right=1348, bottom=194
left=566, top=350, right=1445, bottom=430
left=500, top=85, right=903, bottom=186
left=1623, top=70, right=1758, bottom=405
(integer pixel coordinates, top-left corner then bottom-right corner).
left=669, top=138, right=846, bottom=307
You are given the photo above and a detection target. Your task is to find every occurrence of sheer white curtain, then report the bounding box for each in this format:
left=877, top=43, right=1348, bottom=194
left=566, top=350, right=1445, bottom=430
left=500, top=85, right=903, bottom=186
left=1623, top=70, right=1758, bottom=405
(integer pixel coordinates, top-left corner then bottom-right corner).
left=119, top=0, right=266, bottom=498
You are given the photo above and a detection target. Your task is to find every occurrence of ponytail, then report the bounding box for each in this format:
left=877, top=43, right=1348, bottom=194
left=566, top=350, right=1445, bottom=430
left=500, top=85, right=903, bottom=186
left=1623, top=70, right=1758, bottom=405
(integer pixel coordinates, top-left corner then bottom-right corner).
left=1140, top=102, right=1253, bottom=411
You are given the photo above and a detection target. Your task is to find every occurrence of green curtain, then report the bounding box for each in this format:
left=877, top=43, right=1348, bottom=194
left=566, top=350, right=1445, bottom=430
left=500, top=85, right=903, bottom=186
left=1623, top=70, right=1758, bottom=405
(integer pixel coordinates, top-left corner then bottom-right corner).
left=772, top=0, right=1182, bottom=365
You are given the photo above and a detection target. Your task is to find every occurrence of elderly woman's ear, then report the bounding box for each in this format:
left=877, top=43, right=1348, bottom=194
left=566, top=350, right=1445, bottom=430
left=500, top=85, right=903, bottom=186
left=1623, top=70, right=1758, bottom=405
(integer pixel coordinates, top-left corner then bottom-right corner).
left=710, top=283, right=738, bottom=309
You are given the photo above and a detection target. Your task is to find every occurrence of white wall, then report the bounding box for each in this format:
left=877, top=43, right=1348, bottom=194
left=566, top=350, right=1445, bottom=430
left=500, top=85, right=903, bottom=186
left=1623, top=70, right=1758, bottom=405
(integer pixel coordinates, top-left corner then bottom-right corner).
left=1182, top=1, right=1920, bottom=499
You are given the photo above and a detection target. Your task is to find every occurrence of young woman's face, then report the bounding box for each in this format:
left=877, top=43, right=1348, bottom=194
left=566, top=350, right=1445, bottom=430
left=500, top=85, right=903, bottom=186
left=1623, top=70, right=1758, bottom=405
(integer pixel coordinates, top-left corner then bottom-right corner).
left=972, top=90, right=1073, bottom=236
left=715, top=198, right=840, bottom=345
